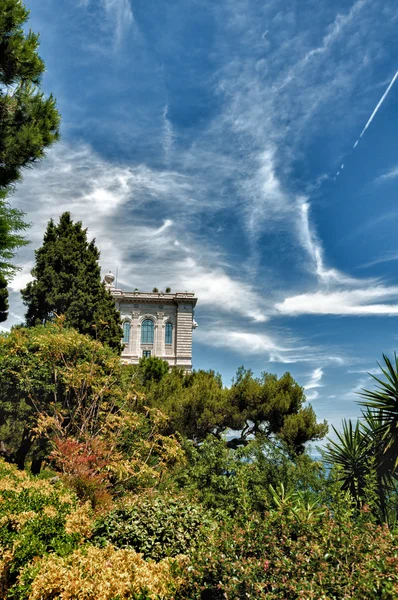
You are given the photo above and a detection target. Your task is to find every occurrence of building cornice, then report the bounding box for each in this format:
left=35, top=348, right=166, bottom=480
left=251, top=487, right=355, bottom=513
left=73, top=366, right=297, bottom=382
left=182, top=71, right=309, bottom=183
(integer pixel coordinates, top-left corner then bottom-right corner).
left=110, top=289, right=197, bottom=307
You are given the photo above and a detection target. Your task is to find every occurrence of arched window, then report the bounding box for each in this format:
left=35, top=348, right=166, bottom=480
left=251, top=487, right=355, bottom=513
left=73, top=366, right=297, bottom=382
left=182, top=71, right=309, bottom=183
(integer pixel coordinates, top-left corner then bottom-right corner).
left=123, top=321, right=130, bottom=344
left=141, top=319, right=154, bottom=344
left=165, top=322, right=172, bottom=345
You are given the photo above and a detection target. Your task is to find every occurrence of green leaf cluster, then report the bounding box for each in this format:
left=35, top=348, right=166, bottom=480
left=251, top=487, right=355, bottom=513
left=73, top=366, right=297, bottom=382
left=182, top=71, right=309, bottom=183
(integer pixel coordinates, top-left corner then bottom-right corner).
left=92, top=494, right=213, bottom=561
left=0, top=459, right=80, bottom=596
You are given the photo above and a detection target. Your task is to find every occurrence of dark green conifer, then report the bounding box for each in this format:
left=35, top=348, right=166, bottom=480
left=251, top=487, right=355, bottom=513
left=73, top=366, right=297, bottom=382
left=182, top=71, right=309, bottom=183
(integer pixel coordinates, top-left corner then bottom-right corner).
left=0, top=0, right=61, bottom=312
left=21, top=213, right=123, bottom=352
left=0, top=0, right=60, bottom=190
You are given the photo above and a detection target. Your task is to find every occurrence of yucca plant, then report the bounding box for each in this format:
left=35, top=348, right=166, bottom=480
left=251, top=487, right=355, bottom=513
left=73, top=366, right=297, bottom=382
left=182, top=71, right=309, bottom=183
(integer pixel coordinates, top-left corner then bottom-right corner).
left=360, top=408, right=397, bottom=523
left=359, top=354, right=398, bottom=476
left=322, top=419, right=371, bottom=508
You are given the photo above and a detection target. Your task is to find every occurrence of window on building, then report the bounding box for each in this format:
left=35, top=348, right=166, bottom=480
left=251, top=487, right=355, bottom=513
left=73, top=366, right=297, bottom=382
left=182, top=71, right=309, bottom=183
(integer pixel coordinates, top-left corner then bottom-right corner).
left=143, top=350, right=151, bottom=358
left=123, top=321, right=130, bottom=344
left=165, top=322, right=172, bottom=345
left=141, top=319, right=154, bottom=344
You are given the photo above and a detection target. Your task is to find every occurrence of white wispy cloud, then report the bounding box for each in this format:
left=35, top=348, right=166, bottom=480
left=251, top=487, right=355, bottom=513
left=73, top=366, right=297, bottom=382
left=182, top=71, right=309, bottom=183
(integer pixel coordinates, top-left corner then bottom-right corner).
left=162, top=105, right=175, bottom=160
left=344, top=377, right=369, bottom=399
left=297, top=199, right=362, bottom=285
left=102, top=0, right=133, bottom=43
left=346, top=367, right=379, bottom=375
left=7, top=142, right=268, bottom=326
left=80, top=0, right=134, bottom=45
left=177, top=258, right=268, bottom=322
left=303, top=367, right=324, bottom=401
left=375, top=166, right=398, bottom=184
left=195, top=327, right=344, bottom=365
left=200, top=0, right=391, bottom=291
left=361, top=250, right=398, bottom=269
left=279, top=0, right=368, bottom=89
left=276, top=286, right=398, bottom=316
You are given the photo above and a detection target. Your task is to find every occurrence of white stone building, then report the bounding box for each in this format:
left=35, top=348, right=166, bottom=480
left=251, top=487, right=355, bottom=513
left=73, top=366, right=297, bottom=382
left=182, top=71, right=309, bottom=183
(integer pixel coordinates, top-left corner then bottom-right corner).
left=104, top=272, right=198, bottom=370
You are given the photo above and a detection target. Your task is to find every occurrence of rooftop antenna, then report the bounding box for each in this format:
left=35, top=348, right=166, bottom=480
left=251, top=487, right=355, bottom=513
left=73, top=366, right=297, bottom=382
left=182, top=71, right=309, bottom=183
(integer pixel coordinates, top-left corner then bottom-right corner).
left=115, top=266, right=119, bottom=289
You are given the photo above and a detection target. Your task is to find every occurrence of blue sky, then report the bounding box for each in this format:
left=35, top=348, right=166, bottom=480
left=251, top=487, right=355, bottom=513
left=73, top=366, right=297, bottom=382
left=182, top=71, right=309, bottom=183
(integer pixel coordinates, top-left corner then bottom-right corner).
left=5, top=0, right=398, bottom=436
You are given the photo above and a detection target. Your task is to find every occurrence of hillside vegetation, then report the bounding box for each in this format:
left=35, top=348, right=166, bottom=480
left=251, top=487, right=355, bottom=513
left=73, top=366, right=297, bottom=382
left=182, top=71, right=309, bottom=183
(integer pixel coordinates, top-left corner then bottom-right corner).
left=0, top=322, right=397, bottom=599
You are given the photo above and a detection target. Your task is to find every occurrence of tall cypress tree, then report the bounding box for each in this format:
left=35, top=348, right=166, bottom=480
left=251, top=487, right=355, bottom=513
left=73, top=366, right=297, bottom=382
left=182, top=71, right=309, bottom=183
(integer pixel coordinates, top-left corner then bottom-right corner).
left=21, top=213, right=123, bottom=352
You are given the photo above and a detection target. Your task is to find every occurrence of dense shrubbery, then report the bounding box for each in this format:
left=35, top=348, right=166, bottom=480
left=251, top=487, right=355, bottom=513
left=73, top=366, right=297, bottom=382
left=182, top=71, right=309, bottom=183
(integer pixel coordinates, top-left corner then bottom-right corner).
left=0, top=326, right=397, bottom=598
left=92, top=494, right=213, bottom=560
left=0, top=460, right=80, bottom=596
left=176, top=503, right=398, bottom=599
left=1, top=457, right=397, bottom=599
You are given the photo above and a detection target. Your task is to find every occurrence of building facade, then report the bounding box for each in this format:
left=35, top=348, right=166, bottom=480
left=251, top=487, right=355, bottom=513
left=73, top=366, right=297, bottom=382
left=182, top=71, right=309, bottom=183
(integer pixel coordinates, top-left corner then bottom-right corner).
left=104, top=272, right=198, bottom=370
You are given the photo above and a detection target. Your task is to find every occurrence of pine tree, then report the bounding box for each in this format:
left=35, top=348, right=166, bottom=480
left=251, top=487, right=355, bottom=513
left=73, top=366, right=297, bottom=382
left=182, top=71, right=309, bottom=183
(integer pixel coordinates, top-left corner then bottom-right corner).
left=21, top=213, right=123, bottom=352
left=0, top=274, right=9, bottom=322
left=0, top=0, right=60, bottom=190
left=0, top=0, right=61, bottom=312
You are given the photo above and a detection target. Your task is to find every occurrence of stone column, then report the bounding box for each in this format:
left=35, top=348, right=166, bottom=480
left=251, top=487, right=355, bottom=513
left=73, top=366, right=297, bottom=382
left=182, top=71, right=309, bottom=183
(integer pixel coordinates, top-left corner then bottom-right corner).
left=157, top=312, right=164, bottom=357
left=176, top=301, right=194, bottom=370
left=132, top=311, right=140, bottom=358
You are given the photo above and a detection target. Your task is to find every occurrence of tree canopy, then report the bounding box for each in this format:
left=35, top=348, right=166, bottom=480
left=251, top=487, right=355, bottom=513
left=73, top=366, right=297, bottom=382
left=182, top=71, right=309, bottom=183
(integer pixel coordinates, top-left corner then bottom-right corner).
left=135, top=360, right=328, bottom=453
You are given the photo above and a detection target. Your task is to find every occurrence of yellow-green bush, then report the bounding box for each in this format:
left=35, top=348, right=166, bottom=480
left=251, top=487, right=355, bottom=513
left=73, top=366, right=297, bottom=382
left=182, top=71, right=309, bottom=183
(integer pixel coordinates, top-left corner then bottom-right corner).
left=18, top=545, right=181, bottom=600
left=0, top=459, right=84, bottom=597
left=0, top=460, right=184, bottom=600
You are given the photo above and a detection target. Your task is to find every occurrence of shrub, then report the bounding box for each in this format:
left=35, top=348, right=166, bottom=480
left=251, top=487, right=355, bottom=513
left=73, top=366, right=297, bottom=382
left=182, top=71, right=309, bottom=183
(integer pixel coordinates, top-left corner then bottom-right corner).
left=0, top=459, right=89, bottom=597
left=92, top=494, right=213, bottom=561
left=176, top=496, right=398, bottom=600
left=15, top=545, right=181, bottom=600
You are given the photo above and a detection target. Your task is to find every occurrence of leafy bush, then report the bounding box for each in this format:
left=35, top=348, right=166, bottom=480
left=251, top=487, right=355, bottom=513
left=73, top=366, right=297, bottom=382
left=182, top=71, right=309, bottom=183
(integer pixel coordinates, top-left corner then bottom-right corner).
left=0, top=459, right=86, bottom=597
left=176, top=489, right=398, bottom=600
left=14, top=545, right=181, bottom=600
left=92, top=494, right=213, bottom=561
left=174, top=436, right=326, bottom=515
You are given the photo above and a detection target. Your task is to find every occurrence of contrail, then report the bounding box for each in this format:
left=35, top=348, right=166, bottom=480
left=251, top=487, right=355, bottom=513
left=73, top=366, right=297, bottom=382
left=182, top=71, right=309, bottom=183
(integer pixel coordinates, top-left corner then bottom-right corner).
left=353, top=70, right=398, bottom=148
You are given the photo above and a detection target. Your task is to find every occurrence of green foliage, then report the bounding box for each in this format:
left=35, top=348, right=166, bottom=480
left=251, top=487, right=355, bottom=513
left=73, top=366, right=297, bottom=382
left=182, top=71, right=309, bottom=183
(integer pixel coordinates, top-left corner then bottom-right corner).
left=0, top=199, right=28, bottom=279
left=359, top=353, right=398, bottom=475
left=176, top=495, right=398, bottom=599
left=143, top=366, right=327, bottom=451
left=0, top=459, right=81, bottom=596
left=227, top=367, right=328, bottom=452
left=0, top=0, right=60, bottom=190
left=322, top=419, right=371, bottom=507
left=174, top=436, right=326, bottom=515
left=0, top=321, right=128, bottom=469
left=0, top=0, right=60, bottom=311
left=92, top=494, right=213, bottom=561
left=136, top=356, right=170, bottom=386
left=325, top=354, right=398, bottom=524
left=144, top=368, right=227, bottom=442
left=21, top=212, right=123, bottom=351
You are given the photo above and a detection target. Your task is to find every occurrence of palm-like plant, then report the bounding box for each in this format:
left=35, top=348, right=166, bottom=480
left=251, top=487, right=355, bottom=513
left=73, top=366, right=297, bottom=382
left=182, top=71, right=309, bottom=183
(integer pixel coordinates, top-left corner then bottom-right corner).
left=359, top=353, right=398, bottom=476
left=322, top=419, right=371, bottom=507
left=360, top=409, right=394, bottom=521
